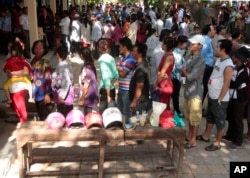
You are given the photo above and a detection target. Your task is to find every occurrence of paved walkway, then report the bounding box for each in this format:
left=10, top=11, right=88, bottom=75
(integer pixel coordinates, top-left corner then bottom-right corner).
left=1, top=52, right=250, bottom=178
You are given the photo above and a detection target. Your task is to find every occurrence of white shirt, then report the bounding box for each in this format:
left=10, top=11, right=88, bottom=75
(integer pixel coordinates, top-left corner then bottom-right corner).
left=59, top=16, right=70, bottom=35
left=70, top=19, right=82, bottom=42
left=155, top=19, right=164, bottom=36
left=146, top=34, right=159, bottom=58
left=208, top=58, right=234, bottom=101
left=91, top=20, right=102, bottom=42
left=19, top=14, right=29, bottom=30
left=126, top=21, right=138, bottom=45
left=81, top=23, right=91, bottom=44
left=150, top=42, right=165, bottom=85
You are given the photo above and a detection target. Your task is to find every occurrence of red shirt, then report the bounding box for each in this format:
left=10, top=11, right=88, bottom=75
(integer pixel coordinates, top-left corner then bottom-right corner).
left=3, top=56, right=32, bottom=73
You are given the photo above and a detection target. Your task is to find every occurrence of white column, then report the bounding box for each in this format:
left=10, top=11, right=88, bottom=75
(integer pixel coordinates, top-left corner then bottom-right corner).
left=62, top=0, right=68, bottom=10
left=26, top=0, right=38, bottom=57
left=50, top=0, right=56, bottom=14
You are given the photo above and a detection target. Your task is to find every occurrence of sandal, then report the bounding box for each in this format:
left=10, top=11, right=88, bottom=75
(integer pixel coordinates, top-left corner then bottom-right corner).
left=205, top=144, right=221, bottom=151
left=185, top=143, right=197, bottom=149
left=196, top=135, right=210, bottom=142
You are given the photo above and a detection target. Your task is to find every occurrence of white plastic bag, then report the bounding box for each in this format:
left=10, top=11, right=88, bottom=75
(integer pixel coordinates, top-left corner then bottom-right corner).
left=150, top=101, right=167, bottom=126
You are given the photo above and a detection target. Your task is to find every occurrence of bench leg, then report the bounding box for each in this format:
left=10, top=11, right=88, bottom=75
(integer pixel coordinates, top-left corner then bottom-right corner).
left=98, top=140, right=105, bottom=178
left=177, top=142, right=185, bottom=178
left=18, top=147, right=26, bottom=178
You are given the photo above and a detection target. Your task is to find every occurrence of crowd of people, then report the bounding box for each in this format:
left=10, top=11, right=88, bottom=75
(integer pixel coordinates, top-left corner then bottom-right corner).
left=1, top=2, right=250, bottom=151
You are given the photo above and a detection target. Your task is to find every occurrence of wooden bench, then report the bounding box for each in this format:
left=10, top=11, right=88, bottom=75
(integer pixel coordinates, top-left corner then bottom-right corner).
left=16, top=121, right=186, bottom=178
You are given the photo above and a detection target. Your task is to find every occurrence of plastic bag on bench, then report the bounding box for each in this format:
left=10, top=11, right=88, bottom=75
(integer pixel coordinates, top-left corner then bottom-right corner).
left=150, top=101, right=166, bottom=126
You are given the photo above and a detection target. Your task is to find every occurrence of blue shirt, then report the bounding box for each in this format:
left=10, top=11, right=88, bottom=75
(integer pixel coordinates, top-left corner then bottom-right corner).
left=201, top=35, right=214, bottom=67
left=118, top=53, right=136, bottom=91
left=172, top=48, right=185, bottom=81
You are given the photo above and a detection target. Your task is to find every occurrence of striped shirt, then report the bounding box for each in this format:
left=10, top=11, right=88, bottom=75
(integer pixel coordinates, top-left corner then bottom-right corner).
left=118, top=54, right=136, bottom=91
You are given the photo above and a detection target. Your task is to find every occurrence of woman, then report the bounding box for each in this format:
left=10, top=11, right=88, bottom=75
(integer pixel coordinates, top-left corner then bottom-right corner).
left=111, top=17, right=122, bottom=57
left=31, top=40, right=55, bottom=120
left=97, top=38, right=119, bottom=114
left=154, top=37, right=175, bottom=110
left=224, top=47, right=250, bottom=149
left=172, top=35, right=188, bottom=117
left=78, top=47, right=98, bottom=115
left=80, top=14, right=91, bottom=48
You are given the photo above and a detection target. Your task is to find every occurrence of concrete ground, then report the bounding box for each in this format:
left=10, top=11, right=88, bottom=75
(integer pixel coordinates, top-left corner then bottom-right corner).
left=1, top=52, right=250, bottom=178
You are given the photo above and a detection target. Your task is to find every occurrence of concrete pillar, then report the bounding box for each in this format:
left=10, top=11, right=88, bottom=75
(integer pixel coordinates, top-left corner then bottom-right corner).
left=25, top=0, right=38, bottom=57
left=62, top=0, right=68, bottom=10
left=50, top=0, right=56, bottom=14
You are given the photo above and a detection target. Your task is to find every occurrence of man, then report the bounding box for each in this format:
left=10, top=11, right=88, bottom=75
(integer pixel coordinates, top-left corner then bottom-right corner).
left=91, top=13, right=102, bottom=58
left=117, top=37, right=136, bottom=130
left=197, top=39, right=233, bottom=151
left=201, top=24, right=216, bottom=103
left=182, top=35, right=206, bottom=148
left=229, top=28, right=241, bottom=57
left=59, top=10, right=71, bottom=52
left=130, top=43, right=150, bottom=114
left=212, top=25, right=226, bottom=54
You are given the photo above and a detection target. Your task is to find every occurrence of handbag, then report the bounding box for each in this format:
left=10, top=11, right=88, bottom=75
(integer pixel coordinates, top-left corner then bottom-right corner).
left=158, top=78, right=174, bottom=95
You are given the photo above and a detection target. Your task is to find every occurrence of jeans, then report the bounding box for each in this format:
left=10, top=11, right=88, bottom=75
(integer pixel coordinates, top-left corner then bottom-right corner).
left=117, top=89, right=132, bottom=128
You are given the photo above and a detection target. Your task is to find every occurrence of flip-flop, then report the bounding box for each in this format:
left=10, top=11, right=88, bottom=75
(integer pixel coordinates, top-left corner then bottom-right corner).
left=185, top=143, right=197, bottom=149
left=185, top=138, right=190, bottom=142
left=196, top=135, right=210, bottom=142
left=205, top=144, right=221, bottom=151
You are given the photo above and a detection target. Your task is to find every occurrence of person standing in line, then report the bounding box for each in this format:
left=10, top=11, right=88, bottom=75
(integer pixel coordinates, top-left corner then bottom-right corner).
left=59, top=10, right=71, bottom=52
left=197, top=39, right=233, bottom=151
left=78, top=47, right=99, bottom=115
left=149, top=29, right=171, bottom=106
left=223, top=47, right=250, bottom=149
left=201, top=24, right=216, bottom=104
left=98, top=39, right=119, bottom=114
left=154, top=36, right=175, bottom=110
left=31, top=40, right=54, bottom=121
left=91, top=13, right=102, bottom=58
left=126, top=13, right=138, bottom=45
left=182, top=35, right=206, bottom=148
left=129, top=43, right=150, bottom=114
left=172, top=35, right=188, bottom=117
left=51, top=45, right=74, bottom=117
left=117, top=37, right=136, bottom=130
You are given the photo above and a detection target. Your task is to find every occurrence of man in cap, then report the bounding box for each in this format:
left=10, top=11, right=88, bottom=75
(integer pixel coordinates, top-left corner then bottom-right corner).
left=224, top=46, right=250, bottom=149
left=182, top=34, right=206, bottom=148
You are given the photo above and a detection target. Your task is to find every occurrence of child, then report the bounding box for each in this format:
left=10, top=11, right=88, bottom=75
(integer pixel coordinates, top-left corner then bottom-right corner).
left=78, top=47, right=98, bottom=115
left=3, top=42, right=33, bottom=106
left=2, top=42, right=32, bottom=126
left=51, top=45, right=74, bottom=117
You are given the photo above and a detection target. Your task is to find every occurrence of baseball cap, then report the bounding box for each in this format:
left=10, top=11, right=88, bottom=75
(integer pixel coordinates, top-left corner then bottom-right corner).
left=233, top=46, right=250, bottom=62
left=188, top=34, right=205, bottom=46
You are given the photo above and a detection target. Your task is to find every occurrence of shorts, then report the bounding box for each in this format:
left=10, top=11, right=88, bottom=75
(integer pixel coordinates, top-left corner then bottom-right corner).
left=206, top=98, right=228, bottom=130
left=184, top=98, right=202, bottom=126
